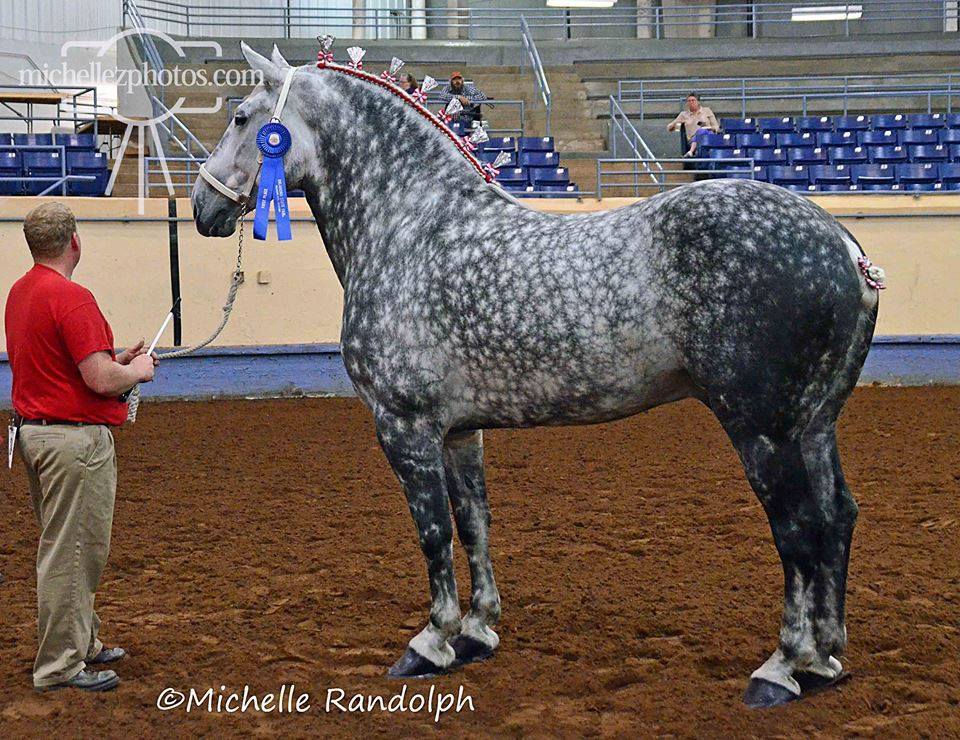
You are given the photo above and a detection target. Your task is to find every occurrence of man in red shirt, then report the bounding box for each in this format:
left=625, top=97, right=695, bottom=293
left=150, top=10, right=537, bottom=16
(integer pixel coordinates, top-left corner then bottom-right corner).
left=5, top=202, right=157, bottom=692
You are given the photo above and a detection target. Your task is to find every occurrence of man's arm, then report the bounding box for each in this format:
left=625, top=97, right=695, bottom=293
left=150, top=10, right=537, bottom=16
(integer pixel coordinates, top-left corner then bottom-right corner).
left=462, top=83, right=489, bottom=104
left=79, top=351, right=155, bottom=398
left=705, top=109, right=721, bottom=132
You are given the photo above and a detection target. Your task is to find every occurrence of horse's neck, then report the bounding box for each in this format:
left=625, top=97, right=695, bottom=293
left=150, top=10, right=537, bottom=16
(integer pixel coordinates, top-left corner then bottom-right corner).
left=298, top=72, right=499, bottom=284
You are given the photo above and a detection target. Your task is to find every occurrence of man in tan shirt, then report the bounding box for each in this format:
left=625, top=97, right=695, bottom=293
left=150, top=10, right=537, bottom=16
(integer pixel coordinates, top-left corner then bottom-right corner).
left=667, top=92, right=720, bottom=157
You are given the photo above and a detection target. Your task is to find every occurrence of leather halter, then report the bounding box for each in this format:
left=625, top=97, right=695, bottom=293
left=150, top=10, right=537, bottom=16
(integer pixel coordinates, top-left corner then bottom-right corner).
left=197, top=66, right=297, bottom=207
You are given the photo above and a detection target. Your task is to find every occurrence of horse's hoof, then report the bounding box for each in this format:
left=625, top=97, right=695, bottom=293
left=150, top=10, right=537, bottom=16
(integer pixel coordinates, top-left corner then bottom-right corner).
left=450, top=634, right=496, bottom=667
left=743, top=678, right=800, bottom=709
left=387, top=648, right=448, bottom=679
left=795, top=669, right=850, bottom=696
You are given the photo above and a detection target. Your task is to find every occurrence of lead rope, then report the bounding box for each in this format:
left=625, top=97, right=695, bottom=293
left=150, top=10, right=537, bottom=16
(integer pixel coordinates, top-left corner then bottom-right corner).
left=126, top=208, right=248, bottom=423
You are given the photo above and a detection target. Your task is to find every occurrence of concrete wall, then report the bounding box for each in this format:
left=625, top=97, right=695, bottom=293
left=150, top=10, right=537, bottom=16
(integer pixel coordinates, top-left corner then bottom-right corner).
left=0, top=195, right=959, bottom=351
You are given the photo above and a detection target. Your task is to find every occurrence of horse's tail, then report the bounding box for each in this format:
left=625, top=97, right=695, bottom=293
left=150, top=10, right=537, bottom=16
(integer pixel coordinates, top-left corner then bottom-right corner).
left=839, top=224, right=881, bottom=313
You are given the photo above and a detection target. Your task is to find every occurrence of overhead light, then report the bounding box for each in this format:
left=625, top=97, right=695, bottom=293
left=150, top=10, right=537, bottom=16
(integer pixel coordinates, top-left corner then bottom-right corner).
left=546, top=0, right=616, bottom=8
left=791, top=5, right=862, bottom=22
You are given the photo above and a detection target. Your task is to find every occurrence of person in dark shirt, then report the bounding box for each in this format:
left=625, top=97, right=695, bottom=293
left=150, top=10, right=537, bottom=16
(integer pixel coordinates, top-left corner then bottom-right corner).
left=402, top=74, right=418, bottom=96
left=437, top=72, right=489, bottom=128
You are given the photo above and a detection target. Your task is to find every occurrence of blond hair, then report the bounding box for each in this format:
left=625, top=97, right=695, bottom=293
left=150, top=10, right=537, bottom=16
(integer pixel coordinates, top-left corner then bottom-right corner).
left=23, top=201, right=77, bottom=259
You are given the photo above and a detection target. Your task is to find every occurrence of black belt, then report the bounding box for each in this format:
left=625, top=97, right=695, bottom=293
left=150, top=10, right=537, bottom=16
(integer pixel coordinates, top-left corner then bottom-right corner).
left=13, top=415, right=89, bottom=427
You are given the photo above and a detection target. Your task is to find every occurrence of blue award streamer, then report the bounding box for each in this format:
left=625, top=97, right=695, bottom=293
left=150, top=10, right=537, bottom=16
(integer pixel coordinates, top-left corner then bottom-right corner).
left=253, top=122, right=292, bottom=241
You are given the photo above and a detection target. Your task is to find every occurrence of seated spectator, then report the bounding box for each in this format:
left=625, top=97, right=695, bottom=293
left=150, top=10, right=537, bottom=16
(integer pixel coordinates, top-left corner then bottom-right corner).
left=667, top=92, right=720, bottom=158
left=402, top=74, right=418, bottom=96
left=438, top=72, right=488, bottom=128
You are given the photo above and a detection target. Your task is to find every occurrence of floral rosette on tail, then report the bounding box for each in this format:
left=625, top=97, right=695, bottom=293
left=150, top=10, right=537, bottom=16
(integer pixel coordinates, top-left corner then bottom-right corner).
left=346, top=46, right=365, bottom=70
left=381, top=57, right=404, bottom=84
left=316, top=34, right=335, bottom=66
left=439, top=97, right=462, bottom=125
left=484, top=151, right=512, bottom=180
left=411, top=75, right=437, bottom=105
left=857, top=256, right=887, bottom=290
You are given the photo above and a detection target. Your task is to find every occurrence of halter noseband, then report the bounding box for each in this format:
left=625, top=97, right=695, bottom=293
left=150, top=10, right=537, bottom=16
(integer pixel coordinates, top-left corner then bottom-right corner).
left=198, top=66, right=297, bottom=207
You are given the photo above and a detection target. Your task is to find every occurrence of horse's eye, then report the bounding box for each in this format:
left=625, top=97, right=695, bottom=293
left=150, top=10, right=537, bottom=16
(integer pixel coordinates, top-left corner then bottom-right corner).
left=234, top=111, right=248, bottom=127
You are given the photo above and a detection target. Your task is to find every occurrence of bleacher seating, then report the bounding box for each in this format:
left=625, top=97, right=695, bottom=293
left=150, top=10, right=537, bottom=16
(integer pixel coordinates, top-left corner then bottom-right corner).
left=708, top=113, right=960, bottom=191
left=0, top=131, right=108, bottom=196
left=483, top=135, right=580, bottom=197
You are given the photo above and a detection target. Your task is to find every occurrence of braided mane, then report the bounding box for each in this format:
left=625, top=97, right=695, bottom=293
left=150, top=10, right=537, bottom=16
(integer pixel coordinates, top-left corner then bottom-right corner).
left=315, top=56, right=494, bottom=183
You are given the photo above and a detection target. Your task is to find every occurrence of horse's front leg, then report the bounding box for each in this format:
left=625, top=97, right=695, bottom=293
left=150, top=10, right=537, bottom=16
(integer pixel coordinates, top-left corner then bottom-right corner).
left=375, top=411, right=461, bottom=678
left=444, top=430, right=501, bottom=665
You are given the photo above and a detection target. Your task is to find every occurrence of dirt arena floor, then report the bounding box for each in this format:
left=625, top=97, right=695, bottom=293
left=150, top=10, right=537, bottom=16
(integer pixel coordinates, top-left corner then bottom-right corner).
left=0, top=387, right=957, bottom=737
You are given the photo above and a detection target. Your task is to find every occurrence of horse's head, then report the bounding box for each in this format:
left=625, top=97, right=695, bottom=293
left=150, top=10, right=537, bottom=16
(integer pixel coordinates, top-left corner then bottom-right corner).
left=192, top=42, right=315, bottom=237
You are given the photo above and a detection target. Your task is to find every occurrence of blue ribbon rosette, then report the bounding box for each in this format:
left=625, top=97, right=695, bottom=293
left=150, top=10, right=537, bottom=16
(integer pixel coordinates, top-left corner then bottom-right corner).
left=253, top=121, right=292, bottom=241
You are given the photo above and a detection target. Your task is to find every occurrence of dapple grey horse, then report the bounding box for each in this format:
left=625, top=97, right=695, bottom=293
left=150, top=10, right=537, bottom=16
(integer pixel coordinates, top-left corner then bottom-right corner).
left=192, top=44, right=880, bottom=708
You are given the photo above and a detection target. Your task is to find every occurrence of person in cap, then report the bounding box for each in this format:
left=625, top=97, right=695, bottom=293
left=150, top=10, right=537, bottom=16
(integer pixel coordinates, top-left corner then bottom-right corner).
left=437, top=71, right=489, bottom=128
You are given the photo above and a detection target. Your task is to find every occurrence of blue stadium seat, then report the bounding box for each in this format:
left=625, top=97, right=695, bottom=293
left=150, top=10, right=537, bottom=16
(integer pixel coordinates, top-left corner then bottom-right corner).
left=750, top=148, right=787, bottom=165
left=861, top=130, right=899, bottom=146
left=851, top=163, right=896, bottom=185
left=899, top=182, right=942, bottom=192
left=519, top=151, right=559, bottom=167
left=939, top=163, right=960, bottom=183
left=737, top=133, right=777, bottom=149
left=757, top=117, right=794, bottom=133
left=449, top=121, right=465, bottom=136
left=528, top=166, right=569, bottom=184
left=871, top=114, right=908, bottom=130
left=707, top=147, right=738, bottom=160
left=902, top=129, right=939, bottom=146
left=835, top=115, right=870, bottom=132
left=910, top=144, right=949, bottom=162
left=859, top=182, right=900, bottom=191
left=897, top=163, right=939, bottom=184
left=495, top=167, right=528, bottom=185
left=908, top=113, right=946, bottom=129
left=54, top=133, right=97, bottom=151
left=795, top=116, right=833, bottom=132
left=818, top=131, right=858, bottom=148
left=751, top=165, right=768, bottom=181
left=66, top=150, right=108, bottom=196
left=698, top=132, right=728, bottom=149
left=938, top=128, right=960, bottom=145
left=0, top=149, right=21, bottom=195
left=768, top=165, right=809, bottom=185
left=778, top=132, right=816, bottom=148
left=781, top=183, right=813, bottom=193
left=870, top=145, right=908, bottom=164
left=538, top=184, right=580, bottom=198
left=947, top=113, right=960, bottom=129
left=828, top=146, right=868, bottom=165
left=788, top=147, right=827, bottom=165
left=809, top=164, right=852, bottom=185
left=0, top=133, right=11, bottom=146
left=22, top=150, right=64, bottom=194
left=479, top=150, right=517, bottom=167
left=519, top=136, right=554, bottom=152
left=950, top=144, right=960, bottom=160
left=484, top=136, right=516, bottom=152
left=13, top=133, right=54, bottom=146
left=720, top=118, right=756, bottom=133
left=818, top=183, right=855, bottom=192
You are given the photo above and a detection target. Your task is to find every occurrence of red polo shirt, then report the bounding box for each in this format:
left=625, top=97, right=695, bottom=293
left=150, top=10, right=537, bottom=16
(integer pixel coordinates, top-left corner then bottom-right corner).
left=5, top=264, right=127, bottom=425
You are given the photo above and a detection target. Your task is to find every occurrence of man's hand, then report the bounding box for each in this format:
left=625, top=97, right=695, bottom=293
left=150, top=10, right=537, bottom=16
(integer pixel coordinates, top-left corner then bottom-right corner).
left=458, top=95, right=470, bottom=105
left=117, top=339, right=145, bottom=366
left=129, top=353, right=156, bottom=383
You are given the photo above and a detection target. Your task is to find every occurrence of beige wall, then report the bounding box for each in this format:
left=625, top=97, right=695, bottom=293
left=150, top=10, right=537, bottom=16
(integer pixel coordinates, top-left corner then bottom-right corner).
left=1, top=195, right=958, bottom=350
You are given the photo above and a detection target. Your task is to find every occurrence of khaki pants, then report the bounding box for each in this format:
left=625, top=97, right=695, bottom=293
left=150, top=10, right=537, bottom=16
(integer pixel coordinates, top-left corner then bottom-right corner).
left=18, top=424, right=117, bottom=688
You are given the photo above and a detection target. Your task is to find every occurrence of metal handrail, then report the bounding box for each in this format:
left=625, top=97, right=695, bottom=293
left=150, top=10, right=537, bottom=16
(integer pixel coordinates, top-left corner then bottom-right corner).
left=608, top=96, right=662, bottom=186
left=125, top=0, right=959, bottom=40
left=619, top=72, right=960, bottom=120
left=520, top=15, right=551, bottom=137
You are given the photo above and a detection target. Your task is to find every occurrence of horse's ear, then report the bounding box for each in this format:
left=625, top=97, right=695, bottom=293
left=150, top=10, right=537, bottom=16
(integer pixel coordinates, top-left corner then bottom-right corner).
left=240, top=41, right=285, bottom=88
left=270, top=45, right=291, bottom=69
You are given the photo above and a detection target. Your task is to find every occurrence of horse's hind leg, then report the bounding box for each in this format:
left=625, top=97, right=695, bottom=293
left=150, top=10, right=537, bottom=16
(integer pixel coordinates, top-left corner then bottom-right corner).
left=374, top=411, right=461, bottom=678
left=734, top=425, right=858, bottom=709
left=444, top=431, right=501, bottom=665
